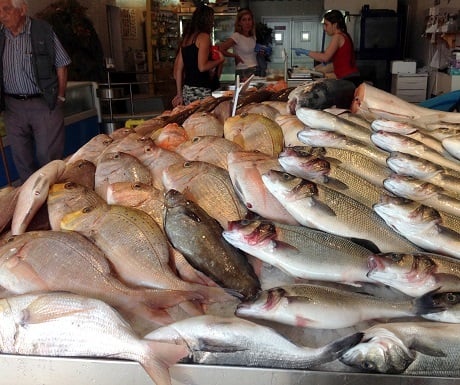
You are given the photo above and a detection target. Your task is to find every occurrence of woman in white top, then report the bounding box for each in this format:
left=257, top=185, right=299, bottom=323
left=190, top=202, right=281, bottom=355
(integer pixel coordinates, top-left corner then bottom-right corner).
left=219, top=8, right=258, bottom=81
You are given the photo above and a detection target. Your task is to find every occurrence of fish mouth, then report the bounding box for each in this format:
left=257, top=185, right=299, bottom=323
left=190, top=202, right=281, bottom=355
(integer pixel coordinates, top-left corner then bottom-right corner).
left=367, top=255, right=384, bottom=273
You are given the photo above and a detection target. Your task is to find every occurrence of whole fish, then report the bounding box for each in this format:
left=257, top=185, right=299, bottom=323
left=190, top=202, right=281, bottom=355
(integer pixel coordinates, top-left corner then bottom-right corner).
left=0, top=292, right=188, bottom=385
left=296, top=107, right=373, bottom=146
left=151, top=122, right=189, bottom=151
left=224, top=113, right=284, bottom=157
left=352, top=82, right=460, bottom=127
left=222, top=219, right=374, bottom=285
left=261, top=169, right=420, bottom=253
left=238, top=102, right=280, bottom=121
left=182, top=111, right=224, bottom=137
left=175, top=135, right=243, bottom=170
left=164, top=189, right=260, bottom=299
left=47, top=182, right=106, bottom=231
left=11, top=160, right=67, bottom=235
left=278, top=146, right=330, bottom=183
left=287, top=79, right=356, bottom=113
left=0, top=230, right=196, bottom=324
left=235, top=284, right=435, bottom=329
left=145, top=314, right=363, bottom=369
left=297, top=128, right=389, bottom=167
left=275, top=114, right=306, bottom=147
left=0, top=185, right=20, bottom=234
left=383, top=174, right=460, bottom=215
left=106, top=181, right=165, bottom=230
left=100, top=132, right=151, bottom=159
left=94, top=151, right=153, bottom=198
left=227, top=150, right=299, bottom=225
left=340, top=321, right=460, bottom=376
left=65, top=133, right=113, bottom=164
left=442, top=134, right=460, bottom=160
left=386, top=151, right=460, bottom=191
left=373, top=195, right=460, bottom=259
left=162, top=160, right=247, bottom=229
left=367, top=252, right=460, bottom=297
left=371, top=119, right=419, bottom=135
left=371, top=130, right=460, bottom=173
left=59, top=159, right=96, bottom=189
left=60, top=204, right=230, bottom=304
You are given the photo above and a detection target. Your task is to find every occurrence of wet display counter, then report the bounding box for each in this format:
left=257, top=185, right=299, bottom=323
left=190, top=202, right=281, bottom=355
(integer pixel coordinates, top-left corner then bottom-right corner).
left=1, top=356, right=460, bottom=385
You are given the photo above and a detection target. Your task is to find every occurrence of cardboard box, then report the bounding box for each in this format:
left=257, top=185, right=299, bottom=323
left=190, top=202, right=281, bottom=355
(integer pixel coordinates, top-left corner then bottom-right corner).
left=390, top=60, right=416, bottom=74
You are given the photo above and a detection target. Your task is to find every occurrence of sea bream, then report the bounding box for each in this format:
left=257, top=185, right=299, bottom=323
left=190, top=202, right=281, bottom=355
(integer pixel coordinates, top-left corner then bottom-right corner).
left=261, top=169, right=420, bottom=253
left=373, top=195, right=460, bottom=259
left=145, top=314, right=363, bottom=369
left=0, top=292, right=188, bottom=385
left=222, top=219, right=374, bottom=285
left=235, top=284, right=438, bottom=329
left=340, top=321, right=460, bottom=376
left=367, top=252, right=460, bottom=298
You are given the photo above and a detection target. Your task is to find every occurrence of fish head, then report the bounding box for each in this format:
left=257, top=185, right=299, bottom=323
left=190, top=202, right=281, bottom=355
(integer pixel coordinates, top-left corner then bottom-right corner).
left=386, top=152, right=443, bottom=179
left=106, top=182, right=155, bottom=206
left=262, top=170, right=317, bottom=201
left=225, top=219, right=277, bottom=247
left=297, top=128, right=344, bottom=147
left=367, top=253, right=438, bottom=296
left=235, top=287, right=286, bottom=318
left=278, top=147, right=330, bottom=180
left=339, top=331, right=414, bottom=374
left=60, top=204, right=106, bottom=233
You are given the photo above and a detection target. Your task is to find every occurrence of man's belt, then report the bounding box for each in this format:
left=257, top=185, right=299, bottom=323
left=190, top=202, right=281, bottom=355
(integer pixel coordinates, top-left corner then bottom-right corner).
left=5, top=93, right=42, bottom=100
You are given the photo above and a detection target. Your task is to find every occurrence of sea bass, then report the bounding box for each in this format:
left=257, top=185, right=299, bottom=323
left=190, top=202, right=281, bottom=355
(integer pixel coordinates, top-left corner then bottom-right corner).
left=145, top=315, right=363, bottom=369
left=0, top=292, right=188, bottom=385
left=340, top=321, right=460, bottom=376
left=223, top=219, right=374, bottom=285
left=367, top=252, right=460, bottom=297
left=164, top=189, right=260, bottom=299
left=261, top=170, right=420, bottom=253
left=235, top=284, right=436, bottom=329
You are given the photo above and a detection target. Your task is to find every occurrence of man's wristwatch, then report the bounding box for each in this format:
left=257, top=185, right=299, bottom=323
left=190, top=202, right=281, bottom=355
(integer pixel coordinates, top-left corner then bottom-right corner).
left=57, top=95, right=66, bottom=102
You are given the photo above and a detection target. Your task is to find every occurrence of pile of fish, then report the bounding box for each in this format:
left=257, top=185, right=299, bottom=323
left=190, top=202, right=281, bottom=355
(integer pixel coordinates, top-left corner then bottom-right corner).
left=1, top=79, right=460, bottom=383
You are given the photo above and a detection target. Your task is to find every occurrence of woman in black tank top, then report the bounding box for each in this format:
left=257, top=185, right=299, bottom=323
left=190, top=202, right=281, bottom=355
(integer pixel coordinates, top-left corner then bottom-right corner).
left=172, top=4, right=225, bottom=106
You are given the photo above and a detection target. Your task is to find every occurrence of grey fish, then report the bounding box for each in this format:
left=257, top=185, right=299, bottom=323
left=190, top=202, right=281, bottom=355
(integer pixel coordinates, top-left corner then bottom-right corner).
left=223, top=219, right=374, bottom=285
left=164, top=189, right=260, bottom=300
left=417, top=291, right=460, bottom=323
left=261, top=169, right=420, bottom=253
left=340, top=322, right=460, bottom=376
left=235, top=284, right=437, bottom=329
left=145, top=314, right=363, bottom=369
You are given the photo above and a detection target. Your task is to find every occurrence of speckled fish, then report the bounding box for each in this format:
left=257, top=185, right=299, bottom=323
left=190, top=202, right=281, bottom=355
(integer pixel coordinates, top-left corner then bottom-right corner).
left=367, top=252, right=460, bottom=298
left=101, top=132, right=155, bottom=161
left=0, top=230, right=196, bottom=324
left=237, top=102, right=280, bottom=121
left=151, top=122, right=189, bottom=151
left=296, top=107, right=373, bottom=146
left=66, top=133, right=113, bottom=164
left=94, top=151, right=153, bottom=198
left=223, top=219, right=374, bottom=285
left=162, top=160, right=247, bottom=229
left=275, top=114, right=307, bottom=147
left=297, top=128, right=389, bottom=167
left=371, top=130, right=460, bottom=172
left=164, top=189, right=260, bottom=299
left=287, top=79, right=356, bottom=113
left=47, top=182, right=106, bottom=231
left=110, top=126, right=137, bottom=141
left=60, top=204, right=230, bottom=304
left=383, top=174, right=460, bottom=214
left=0, top=185, right=20, bottom=234
left=106, top=181, right=165, bottom=230
left=182, top=111, right=224, bottom=137
left=340, top=321, right=460, bottom=376
left=235, top=284, right=435, bottom=329
left=11, top=160, right=67, bottom=235
left=145, top=314, right=363, bottom=369
left=262, top=170, right=420, bottom=253
left=59, top=159, right=96, bottom=190
left=352, top=82, right=460, bottom=127
left=0, top=292, right=188, bottom=385
left=224, top=113, right=284, bottom=157
left=175, top=135, right=243, bottom=170
left=373, top=195, right=460, bottom=259
left=227, top=151, right=299, bottom=225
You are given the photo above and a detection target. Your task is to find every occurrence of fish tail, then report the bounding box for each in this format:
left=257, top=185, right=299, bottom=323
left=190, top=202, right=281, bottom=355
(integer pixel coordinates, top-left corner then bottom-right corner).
left=141, top=340, right=189, bottom=385
left=316, top=332, right=365, bottom=363
left=192, top=284, right=237, bottom=303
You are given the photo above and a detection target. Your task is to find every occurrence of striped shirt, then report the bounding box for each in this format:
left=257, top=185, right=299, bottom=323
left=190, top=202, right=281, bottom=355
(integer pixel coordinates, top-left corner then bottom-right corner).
left=2, top=17, right=71, bottom=95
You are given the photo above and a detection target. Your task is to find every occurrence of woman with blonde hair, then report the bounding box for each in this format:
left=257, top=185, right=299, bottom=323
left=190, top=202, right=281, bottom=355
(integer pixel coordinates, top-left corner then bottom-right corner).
left=219, top=8, right=258, bottom=81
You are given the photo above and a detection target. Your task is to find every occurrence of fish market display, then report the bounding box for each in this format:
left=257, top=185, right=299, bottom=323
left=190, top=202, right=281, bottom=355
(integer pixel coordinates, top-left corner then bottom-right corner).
left=2, top=80, right=460, bottom=383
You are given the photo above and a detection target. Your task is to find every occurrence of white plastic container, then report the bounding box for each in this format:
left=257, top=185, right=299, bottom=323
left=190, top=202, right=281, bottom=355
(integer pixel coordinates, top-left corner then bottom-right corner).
left=390, top=60, right=416, bottom=74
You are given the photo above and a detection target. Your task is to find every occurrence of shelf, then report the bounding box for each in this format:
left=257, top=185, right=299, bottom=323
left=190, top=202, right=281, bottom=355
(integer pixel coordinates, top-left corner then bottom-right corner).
left=425, top=31, right=459, bottom=48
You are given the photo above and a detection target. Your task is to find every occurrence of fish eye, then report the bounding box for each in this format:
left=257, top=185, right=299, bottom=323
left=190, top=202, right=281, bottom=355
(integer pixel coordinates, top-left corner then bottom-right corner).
left=132, top=182, right=142, bottom=190
left=192, top=137, right=200, bottom=143
left=389, top=253, right=401, bottom=262
left=361, top=360, right=375, bottom=370
left=446, top=293, right=458, bottom=303
left=282, top=172, right=292, bottom=180
left=82, top=206, right=94, bottom=213
left=64, top=182, right=76, bottom=189
left=184, top=161, right=192, bottom=168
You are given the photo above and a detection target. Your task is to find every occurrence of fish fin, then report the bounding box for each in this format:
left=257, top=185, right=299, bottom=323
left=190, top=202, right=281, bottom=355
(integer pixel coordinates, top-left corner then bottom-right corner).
left=349, top=238, right=381, bottom=253
left=285, top=295, right=313, bottom=304
left=409, top=340, right=447, bottom=358
left=312, top=197, right=336, bottom=216
left=312, top=332, right=365, bottom=364
left=413, top=289, right=448, bottom=316
left=142, top=340, right=190, bottom=385
left=197, top=337, right=245, bottom=353
left=322, top=177, right=349, bottom=191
